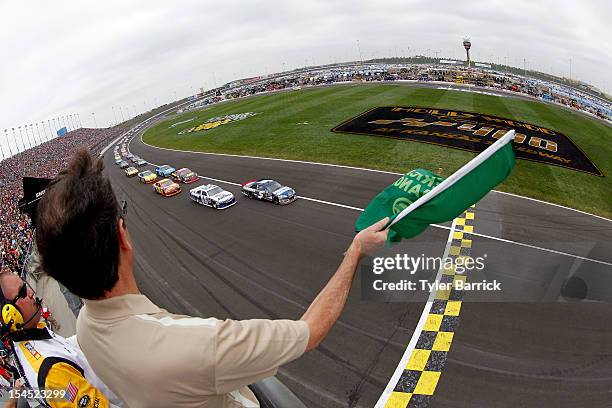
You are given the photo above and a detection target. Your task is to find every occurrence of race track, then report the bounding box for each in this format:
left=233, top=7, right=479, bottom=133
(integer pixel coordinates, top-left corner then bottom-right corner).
left=103, top=93, right=612, bottom=407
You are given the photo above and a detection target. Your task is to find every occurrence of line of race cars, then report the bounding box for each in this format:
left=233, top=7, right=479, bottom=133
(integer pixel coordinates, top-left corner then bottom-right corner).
left=113, top=142, right=297, bottom=210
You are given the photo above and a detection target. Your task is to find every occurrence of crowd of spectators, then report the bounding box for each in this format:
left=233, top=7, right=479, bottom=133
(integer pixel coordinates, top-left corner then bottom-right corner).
left=183, top=63, right=611, bottom=121
left=0, top=127, right=123, bottom=275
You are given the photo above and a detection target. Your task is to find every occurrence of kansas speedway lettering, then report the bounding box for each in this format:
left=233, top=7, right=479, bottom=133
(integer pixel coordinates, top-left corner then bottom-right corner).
left=332, top=106, right=602, bottom=176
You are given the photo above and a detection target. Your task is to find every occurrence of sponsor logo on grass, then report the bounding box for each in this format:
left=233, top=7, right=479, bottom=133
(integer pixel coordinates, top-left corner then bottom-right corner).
left=178, top=112, right=259, bottom=135
left=332, top=106, right=602, bottom=176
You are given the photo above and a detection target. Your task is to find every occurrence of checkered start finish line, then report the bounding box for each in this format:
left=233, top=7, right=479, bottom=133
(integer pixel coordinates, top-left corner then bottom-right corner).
left=385, top=207, right=476, bottom=408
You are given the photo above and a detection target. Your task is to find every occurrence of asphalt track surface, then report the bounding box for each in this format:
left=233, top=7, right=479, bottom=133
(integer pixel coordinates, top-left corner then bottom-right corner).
left=104, top=91, right=612, bottom=407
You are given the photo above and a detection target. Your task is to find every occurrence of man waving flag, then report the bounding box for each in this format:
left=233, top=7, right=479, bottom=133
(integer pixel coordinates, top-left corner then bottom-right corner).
left=356, top=130, right=516, bottom=242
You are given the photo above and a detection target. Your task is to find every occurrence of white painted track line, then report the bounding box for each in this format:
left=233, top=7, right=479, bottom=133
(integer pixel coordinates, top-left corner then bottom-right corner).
left=139, top=134, right=612, bottom=224
left=128, top=141, right=612, bottom=267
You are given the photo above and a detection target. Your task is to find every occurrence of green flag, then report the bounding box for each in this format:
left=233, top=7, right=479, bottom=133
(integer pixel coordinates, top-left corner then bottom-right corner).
left=356, top=130, right=516, bottom=242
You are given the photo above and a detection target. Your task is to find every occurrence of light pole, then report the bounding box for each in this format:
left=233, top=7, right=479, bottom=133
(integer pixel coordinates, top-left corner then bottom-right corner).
left=4, top=129, right=13, bottom=157
left=12, top=128, right=21, bottom=152
left=112, top=106, right=117, bottom=126
left=30, top=124, right=38, bottom=145
left=25, top=125, right=33, bottom=148
left=0, top=131, right=5, bottom=160
left=23, top=125, right=31, bottom=147
left=4, top=129, right=12, bottom=157
left=33, top=124, right=39, bottom=144
left=30, top=124, right=37, bottom=145
left=35, top=123, right=41, bottom=144
left=26, top=124, right=34, bottom=147
left=47, top=120, right=53, bottom=140
left=17, top=126, right=26, bottom=150
left=92, top=113, right=97, bottom=128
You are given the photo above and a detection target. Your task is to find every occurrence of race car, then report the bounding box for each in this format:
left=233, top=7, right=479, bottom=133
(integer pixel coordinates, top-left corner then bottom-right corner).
left=126, top=153, right=134, bottom=160
left=115, top=158, right=122, bottom=165
left=241, top=179, right=297, bottom=205
left=125, top=167, right=138, bottom=177
left=189, top=184, right=236, bottom=209
left=153, top=178, right=181, bottom=197
left=135, top=158, right=147, bottom=167
left=170, top=168, right=198, bottom=184
left=138, top=170, right=158, bottom=184
left=131, top=156, right=141, bottom=163
left=155, top=165, right=176, bottom=177
left=119, top=160, right=129, bottom=169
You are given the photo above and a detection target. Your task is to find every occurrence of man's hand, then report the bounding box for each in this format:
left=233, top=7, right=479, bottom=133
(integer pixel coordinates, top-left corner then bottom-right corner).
left=351, top=217, right=389, bottom=257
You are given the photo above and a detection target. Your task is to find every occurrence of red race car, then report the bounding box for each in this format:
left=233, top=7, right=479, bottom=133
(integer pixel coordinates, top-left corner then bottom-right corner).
left=170, top=167, right=198, bottom=184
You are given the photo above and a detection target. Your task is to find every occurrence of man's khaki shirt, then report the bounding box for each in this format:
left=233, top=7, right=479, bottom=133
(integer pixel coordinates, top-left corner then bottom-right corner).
left=76, top=294, right=309, bottom=408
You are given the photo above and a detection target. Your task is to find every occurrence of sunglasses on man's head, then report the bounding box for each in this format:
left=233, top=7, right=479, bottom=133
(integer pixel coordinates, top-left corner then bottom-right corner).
left=118, top=199, right=128, bottom=227
left=11, top=282, right=27, bottom=304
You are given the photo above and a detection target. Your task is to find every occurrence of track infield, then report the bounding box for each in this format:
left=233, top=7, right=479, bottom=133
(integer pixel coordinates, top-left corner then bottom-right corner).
left=143, top=83, right=612, bottom=218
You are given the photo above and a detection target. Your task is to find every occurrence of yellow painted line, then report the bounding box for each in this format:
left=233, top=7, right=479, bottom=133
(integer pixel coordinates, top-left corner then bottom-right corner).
left=432, top=332, right=454, bottom=352
left=406, top=349, right=431, bottom=371
left=453, top=275, right=467, bottom=286
left=413, top=371, right=441, bottom=395
left=385, top=392, right=412, bottom=407
left=444, top=300, right=462, bottom=316
left=423, top=314, right=443, bottom=331
left=434, top=288, right=451, bottom=300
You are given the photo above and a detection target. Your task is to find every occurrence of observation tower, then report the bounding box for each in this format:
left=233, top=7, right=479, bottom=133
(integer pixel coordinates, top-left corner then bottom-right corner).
left=463, top=38, right=471, bottom=69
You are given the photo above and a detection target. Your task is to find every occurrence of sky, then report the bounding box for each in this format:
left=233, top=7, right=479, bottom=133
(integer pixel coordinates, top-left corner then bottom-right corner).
left=0, top=0, right=610, bottom=156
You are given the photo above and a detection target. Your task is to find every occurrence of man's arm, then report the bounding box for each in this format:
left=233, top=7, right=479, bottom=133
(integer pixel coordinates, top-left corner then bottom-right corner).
left=300, top=217, right=389, bottom=351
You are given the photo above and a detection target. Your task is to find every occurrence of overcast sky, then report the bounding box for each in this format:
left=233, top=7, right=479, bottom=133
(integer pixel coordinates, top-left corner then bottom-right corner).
left=0, top=0, right=609, bottom=154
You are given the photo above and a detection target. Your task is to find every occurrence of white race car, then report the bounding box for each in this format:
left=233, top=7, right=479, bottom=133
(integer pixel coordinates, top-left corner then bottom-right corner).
left=189, top=184, right=236, bottom=210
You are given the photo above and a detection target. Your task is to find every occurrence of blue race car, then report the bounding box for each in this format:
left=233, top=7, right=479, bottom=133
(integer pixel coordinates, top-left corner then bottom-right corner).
left=155, top=164, right=176, bottom=177
left=241, top=178, right=297, bottom=205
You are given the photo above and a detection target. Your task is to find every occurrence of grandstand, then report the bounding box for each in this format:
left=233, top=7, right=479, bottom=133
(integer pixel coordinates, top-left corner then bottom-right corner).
left=179, top=62, right=611, bottom=122
left=0, top=128, right=123, bottom=276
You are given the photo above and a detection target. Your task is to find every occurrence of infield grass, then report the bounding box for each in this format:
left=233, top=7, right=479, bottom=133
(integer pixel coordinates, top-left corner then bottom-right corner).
left=144, top=84, right=612, bottom=218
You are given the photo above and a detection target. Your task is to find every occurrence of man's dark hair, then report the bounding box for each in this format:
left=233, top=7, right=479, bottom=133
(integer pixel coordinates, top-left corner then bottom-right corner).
left=36, top=150, right=120, bottom=299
